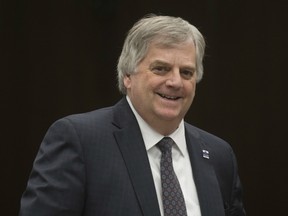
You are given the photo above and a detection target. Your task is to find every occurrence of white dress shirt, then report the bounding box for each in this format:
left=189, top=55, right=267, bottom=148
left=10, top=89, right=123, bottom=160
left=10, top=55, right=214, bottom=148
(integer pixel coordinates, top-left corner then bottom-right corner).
left=127, top=96, right=201, bottom=216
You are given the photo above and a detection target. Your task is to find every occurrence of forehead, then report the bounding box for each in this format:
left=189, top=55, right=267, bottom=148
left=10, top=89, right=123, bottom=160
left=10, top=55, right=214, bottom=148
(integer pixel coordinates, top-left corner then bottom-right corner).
left=151, top=36, right=195, bottom=48
left=143, top=40, right=196, bottom=63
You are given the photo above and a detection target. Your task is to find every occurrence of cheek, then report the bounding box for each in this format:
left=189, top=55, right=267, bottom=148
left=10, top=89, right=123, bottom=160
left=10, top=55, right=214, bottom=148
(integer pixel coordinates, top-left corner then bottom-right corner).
left=185, top=81, right=196, bottom=96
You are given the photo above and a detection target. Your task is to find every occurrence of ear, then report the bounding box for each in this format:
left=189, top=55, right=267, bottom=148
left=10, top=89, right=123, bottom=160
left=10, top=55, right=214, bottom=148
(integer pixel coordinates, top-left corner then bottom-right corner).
left=123, top=74, right=131, bottom=89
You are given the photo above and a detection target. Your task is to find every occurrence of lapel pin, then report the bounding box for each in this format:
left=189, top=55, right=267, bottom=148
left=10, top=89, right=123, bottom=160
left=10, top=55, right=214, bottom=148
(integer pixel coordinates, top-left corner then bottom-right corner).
left=202, top=149, right=209, bottom=159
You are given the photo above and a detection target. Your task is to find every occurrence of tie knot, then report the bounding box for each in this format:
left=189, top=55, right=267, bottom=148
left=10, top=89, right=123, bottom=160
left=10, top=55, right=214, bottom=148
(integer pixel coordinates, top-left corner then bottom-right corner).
left=157, top=137, right=174, bottom=154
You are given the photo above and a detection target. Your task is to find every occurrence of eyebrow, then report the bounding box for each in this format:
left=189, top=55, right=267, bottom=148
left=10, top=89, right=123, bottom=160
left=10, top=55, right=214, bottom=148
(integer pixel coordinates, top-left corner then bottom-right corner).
left=150, top=60, right=195, bottom=70
left=150, top=60, right=171, bottom=67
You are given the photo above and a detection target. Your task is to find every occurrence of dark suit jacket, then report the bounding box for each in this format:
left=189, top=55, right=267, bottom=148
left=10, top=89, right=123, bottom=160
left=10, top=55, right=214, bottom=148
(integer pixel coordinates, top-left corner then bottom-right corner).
left=19, top=98, right=246, bottom=216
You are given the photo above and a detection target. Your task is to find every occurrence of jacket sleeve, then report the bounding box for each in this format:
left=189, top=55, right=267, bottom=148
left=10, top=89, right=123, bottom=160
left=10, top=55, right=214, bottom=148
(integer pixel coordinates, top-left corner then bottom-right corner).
left=19, top=118, right=86, bottom=216
left=226, top=149, right=246, bottom=216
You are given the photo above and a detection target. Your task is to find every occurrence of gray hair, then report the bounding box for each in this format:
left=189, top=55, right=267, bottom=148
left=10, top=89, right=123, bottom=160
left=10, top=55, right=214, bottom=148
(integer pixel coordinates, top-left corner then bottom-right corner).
left=117, top=14, right=206, bottom=94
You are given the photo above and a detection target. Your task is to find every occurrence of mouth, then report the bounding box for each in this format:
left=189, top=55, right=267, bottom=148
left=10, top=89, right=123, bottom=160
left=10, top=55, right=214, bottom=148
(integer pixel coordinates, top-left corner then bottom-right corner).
left=157, top=93, right=181, bottom=100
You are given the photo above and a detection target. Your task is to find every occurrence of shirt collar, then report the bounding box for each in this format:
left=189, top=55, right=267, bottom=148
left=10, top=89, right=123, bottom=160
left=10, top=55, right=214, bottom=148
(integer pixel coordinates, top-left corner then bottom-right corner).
left=126, top=96, right=187, bottom=156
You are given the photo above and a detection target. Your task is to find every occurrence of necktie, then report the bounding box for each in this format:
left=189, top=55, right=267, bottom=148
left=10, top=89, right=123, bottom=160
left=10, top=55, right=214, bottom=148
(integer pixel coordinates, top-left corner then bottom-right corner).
left=157, top=137, right=187, bottom=216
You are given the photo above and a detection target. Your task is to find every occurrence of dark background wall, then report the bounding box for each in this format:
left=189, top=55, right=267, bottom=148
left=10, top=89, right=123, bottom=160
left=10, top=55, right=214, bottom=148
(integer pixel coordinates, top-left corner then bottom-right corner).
left=1, top=0, right=287, bottom=215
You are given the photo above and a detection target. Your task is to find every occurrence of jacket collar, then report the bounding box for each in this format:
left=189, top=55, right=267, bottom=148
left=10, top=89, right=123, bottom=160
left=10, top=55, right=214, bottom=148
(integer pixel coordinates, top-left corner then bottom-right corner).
left=112, top=98, right=224, bottom=216
left=112, top=97, right=161, bottom=216
left=185, top=124, right=225, bottom=216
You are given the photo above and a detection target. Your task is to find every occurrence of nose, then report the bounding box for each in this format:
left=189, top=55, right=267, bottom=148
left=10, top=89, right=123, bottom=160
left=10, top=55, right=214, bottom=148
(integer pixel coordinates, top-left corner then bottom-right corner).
left=165, top=69, right=183, bottom=89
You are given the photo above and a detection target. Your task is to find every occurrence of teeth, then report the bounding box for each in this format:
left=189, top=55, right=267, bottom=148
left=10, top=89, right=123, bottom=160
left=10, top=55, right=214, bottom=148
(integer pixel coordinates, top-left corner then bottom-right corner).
left=159, top=94, right=178, bottom=100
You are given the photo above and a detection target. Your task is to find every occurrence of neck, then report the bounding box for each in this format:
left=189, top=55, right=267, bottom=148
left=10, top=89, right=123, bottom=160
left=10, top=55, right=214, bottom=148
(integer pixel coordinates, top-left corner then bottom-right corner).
left=125, top=95, right=182, bottom=136
left=145, top=117, right=181, bottom=136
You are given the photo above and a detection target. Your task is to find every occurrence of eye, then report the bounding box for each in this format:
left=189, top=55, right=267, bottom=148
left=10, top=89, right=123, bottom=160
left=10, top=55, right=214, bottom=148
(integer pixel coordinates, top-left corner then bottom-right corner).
left=151, top=66, right=170, bottom=75
left=180, top=69, right=195, bottom=79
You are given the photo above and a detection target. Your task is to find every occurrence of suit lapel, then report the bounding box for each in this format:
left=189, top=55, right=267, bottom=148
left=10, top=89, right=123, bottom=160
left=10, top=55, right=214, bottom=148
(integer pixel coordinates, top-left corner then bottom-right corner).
left=112, top=98, right=161, bottom=216
left=185, top=127, right=225, bottom=216
left=112, top=98, right=225, bottom=216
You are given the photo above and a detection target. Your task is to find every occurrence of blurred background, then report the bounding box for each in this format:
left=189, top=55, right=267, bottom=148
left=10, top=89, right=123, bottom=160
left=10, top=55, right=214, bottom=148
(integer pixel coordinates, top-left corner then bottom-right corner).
left=1, top=0, right=287, bottom=215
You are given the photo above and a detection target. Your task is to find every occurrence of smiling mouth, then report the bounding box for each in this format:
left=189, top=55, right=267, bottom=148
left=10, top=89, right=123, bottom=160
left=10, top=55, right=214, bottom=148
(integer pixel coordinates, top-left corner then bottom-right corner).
left=157, top=93, right=181, bottom=100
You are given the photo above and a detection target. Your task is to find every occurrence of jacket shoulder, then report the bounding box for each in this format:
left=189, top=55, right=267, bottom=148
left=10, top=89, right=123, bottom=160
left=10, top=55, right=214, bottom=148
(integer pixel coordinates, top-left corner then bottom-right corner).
left=185, top=123, right=232, bottom=151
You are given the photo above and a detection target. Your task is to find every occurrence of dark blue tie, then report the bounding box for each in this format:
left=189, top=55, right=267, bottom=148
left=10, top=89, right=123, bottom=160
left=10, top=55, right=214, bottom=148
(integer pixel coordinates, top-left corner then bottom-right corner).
left=157, top=137, right=187, bottom=216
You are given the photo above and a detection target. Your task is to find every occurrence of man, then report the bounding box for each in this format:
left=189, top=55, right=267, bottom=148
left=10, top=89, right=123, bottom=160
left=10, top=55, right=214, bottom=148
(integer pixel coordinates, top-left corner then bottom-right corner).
left=19, top=15, right=246, bottom=216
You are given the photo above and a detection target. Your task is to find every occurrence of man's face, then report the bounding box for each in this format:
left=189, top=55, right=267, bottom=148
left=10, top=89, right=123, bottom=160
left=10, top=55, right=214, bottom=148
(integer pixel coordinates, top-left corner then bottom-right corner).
left=124, top=40, right=197, bottom=134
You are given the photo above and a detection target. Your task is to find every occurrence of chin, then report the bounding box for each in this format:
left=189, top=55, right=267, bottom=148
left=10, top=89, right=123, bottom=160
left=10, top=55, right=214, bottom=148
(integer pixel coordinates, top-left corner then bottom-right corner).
left=157, top=112, right=182, bottom=122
